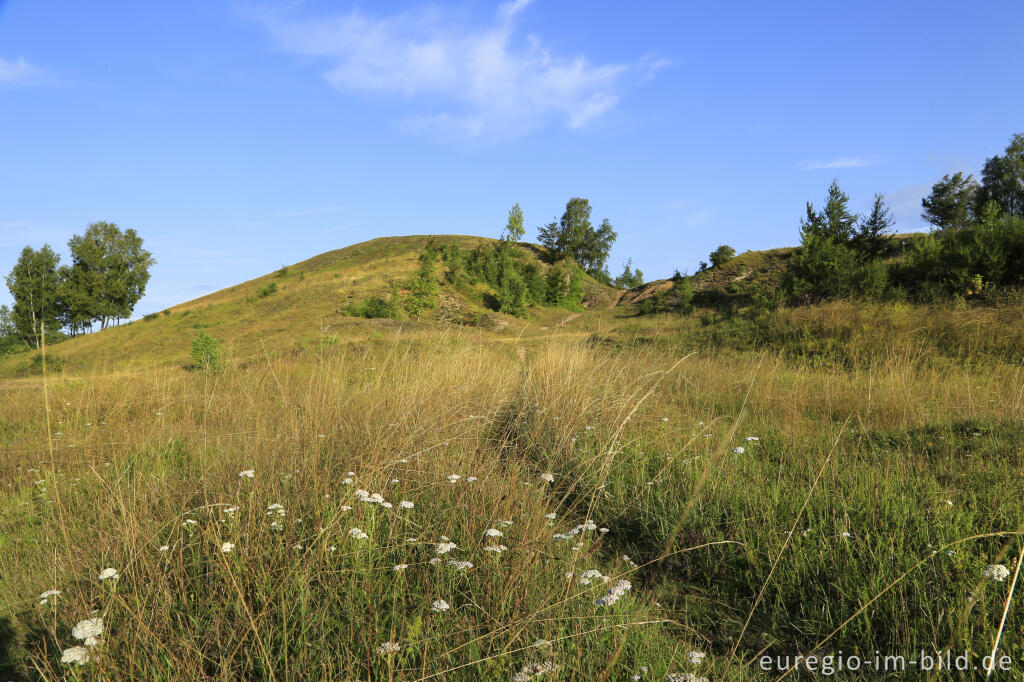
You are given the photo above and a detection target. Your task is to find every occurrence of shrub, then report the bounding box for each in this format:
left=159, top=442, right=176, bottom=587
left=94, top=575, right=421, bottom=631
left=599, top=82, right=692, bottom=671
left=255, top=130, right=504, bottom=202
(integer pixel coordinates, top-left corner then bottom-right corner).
left=143, top=313, right=159, bottom=322
left=191, top=330, right=222, bottom=371
left=256, top=282, right=278, bottom=298
left=709, top=244, right=736, bottom=268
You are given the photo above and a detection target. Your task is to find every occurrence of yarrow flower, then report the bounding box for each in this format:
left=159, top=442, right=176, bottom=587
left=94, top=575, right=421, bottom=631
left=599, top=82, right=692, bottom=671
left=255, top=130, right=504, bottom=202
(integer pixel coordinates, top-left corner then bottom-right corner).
left=983, top=564, right=1011, bottom=581
left=595, top=580, right=632, bottom=606
left=447, top=560, right=473, bottom=571
left=447, top=474, right=461, bottom=483
left=238, top=469, right=255, bottom=478
left=183, top=518, right=198, bottom=528
left=377, top=641, right=401, bottom=655
left=72, top=617, right=104, bottom=645
left=431, top=598, right=450, bottom=612
left=61, top=646, right=90, bottom=666
left=435, top=541, right=457, bottom=554
left=540, top=473, right=555, bottom=483
left=686, top=650, right=707, bottom=665
left=393, top=563, right=409, bottom=571
left=544, top=513, right=557, bottom=520
left=266, top=503, right=286, bottom=517
left=466, top=476, right=478, bottom=482
left=98, top=568, right=118, bottom=581
left=744, top=436, right=760, bottom=442
left=158, top=545, right=170, bottom=552
left=221, top=542, right=235, bottom=553
left=732, top=447, right=745, bottom=454
left=485, top=528, right=503, bottom=538
left=483, top=544, right=508, bottom=553
left=511, top=661, right=560, bottom=681
left=349, top=528, right=369, bottom=540
left=399, top=500, right=414, bottom=509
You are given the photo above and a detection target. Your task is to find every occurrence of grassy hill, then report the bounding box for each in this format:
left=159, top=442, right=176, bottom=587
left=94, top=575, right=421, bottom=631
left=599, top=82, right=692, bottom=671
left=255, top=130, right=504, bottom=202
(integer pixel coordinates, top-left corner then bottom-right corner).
left=0, top=235, right=618, bottom=377
left=2, top=233, right=1023, bottom=680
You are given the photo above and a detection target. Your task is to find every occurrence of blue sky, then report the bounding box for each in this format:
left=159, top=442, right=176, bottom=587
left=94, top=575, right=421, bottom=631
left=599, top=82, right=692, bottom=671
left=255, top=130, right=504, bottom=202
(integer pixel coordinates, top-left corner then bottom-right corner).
left=2, top=0, right=1022, bottom=316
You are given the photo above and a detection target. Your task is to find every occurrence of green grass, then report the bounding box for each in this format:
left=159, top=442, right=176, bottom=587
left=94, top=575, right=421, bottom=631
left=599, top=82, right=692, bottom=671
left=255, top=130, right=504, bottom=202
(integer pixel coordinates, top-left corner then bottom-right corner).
left=0, top=237, right=1022, bottom=680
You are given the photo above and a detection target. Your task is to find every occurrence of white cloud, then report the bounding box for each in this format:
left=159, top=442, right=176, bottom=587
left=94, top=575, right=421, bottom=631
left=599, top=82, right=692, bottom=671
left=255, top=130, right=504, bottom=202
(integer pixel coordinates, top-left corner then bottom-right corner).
left=0, top=57, right=52, bottom=86
left=252, top=1, right=652, bottom=139
left=801, top=157, right=875, bottom=170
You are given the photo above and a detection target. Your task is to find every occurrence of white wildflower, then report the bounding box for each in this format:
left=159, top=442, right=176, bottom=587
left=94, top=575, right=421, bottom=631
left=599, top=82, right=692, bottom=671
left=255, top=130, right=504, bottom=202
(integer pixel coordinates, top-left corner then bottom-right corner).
left=221, top=542, right=235, bottom=553
left=349, top=528, right=369, bottom=540
left=732, top=446, right=745, bottom=454
left=183, top=518, right=198, bottom=528
left=484, top=544, right=508, bottom=553
left=98, top=568, right=118, bottom=581
left=447, top=474, right=461, bottom=483
left=983, top=564, right=1011, bottom=581
left=406, top=537, right=418, bottom=543
left=540, top=473, right=554, bottom=483
left=399, top=500, right=414, bottom=509
left=744, top=436, right=760, bottom=442
left=238, top=469, right=255, bottom=478
left=342, top=477, right=353, bottom=485
left=485, top=528, right=503, bottom=538
left=377, top=641, right=401, bottom=655
left=158, top=545, right=170, bottom=552
left=596, top=580, right=632, bottom=606
left=40, top=589, right=61, bottom=600
left=466, top=476, right=478, bottom=482
left=393, top=563, right=409, bottom=571
left=429, top=557, right=442, bottom=565
left=544, top=513, right=557, bottom=520
left=435, top=541, right=457, bottom=554
left=270, top=520, right=283, bottom=531
left=223, top=506, right=240, bottom=515
left=431, top=598, right=450, bottom=612
left=61, top=646, right=90, bottom=665
left=447, top=560, right=473, bottom=570
left=339, top=505, right=353, bottom=511
left=686, top=650, right=706, bottom=665
left=72, top=617, right=103, bottom=641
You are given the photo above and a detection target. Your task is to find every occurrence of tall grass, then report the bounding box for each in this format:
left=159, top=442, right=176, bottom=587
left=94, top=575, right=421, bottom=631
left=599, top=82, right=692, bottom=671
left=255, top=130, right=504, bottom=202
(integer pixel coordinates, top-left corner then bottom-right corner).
left=1, top=330, right=1021, bottom=679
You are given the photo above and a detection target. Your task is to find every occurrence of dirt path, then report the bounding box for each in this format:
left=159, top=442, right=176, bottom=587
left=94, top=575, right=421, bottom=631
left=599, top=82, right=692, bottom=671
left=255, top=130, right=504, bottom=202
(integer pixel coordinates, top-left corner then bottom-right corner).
left=607, top=289, right=626, bottom=309
left=556, top=313, right=583, bottom=327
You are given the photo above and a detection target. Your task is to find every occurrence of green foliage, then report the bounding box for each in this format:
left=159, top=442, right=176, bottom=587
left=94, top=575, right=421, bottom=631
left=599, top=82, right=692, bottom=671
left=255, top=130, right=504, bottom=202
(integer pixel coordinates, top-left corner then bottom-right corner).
left=921, top=172, right=978, bottom=231
left=276, top=266, right=289, bottom=277
left=614, top=258, right=645, bottom=289
left=28, top=352, right=65, bottom=374
left=65, top=221, right=156, bottom=331
left=143, top=312, right=159, bottom=322
left=708, top=245, right=736, bottom=268
left=496, top=268, right=528, bottom=317
left=976, top=132, right=1024, bottom=217
left=537, top=198, right=617, bottom=278
left=404, top=246, right=441, bottom=316
left=500, top=203, right=525, bottom=247
left=850, top=194, right=894, bottom=258
left=905, top=206, right=1024, bottom=295
left=0, top=305, right=19, bottom=358
left=190, top=330, right=222, bottom=371
left=785, top=232, right=860, bottom=302
left=801, top=180, right=858, bottom=244
left=5, top=244, right=61, bottom=347
left=256, top=282, right=278, bottom=298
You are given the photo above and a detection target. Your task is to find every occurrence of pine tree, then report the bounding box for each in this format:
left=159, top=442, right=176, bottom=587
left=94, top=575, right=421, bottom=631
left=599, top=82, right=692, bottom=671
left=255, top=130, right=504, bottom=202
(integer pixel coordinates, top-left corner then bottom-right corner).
left=852, top=193, right=895, bottom=258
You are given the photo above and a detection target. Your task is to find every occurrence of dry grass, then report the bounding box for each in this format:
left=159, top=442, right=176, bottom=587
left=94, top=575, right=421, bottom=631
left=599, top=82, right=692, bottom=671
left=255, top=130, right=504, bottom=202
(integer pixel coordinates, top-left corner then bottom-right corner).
left=1, top=310, right=1023, bottom=679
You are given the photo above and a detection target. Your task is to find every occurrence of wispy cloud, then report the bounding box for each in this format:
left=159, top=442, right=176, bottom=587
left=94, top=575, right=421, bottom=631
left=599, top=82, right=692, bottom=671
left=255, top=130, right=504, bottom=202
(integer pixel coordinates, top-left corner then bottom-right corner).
left=0, top=57, right=54, bottom=87
left=801, top=156, right=876, bottom=170
left=250, top=1, right=659, bottom=139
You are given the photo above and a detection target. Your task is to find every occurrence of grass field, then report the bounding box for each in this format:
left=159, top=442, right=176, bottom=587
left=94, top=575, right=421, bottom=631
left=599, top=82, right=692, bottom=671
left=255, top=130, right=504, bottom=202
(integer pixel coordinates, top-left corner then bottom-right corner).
left=1, top=243, right=1023, bottom=680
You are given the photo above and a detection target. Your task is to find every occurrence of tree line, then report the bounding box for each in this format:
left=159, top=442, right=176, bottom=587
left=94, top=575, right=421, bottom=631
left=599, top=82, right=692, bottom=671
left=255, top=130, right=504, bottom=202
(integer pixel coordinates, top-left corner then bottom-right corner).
left=344, top=197, right=632, bottom=319
left=2, top=222, right=155, bottom=352
left=779, top=132, right=1024, bottom=304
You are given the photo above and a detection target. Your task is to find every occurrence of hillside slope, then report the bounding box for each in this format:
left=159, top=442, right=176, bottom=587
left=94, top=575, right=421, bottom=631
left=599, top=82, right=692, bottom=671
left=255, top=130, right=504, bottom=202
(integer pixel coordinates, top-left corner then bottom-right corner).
left=0, top=235, right=617, bottom=377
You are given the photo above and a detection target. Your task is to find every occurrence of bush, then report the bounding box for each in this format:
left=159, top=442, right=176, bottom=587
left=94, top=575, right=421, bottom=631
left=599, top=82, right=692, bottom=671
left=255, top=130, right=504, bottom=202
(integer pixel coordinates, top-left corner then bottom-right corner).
left=191, top=331, right=222, bottom=371
left=143, top=312, right=159, bottom=322
left=709, top=244, right=736, bottom=268
left=256, top=282, right=278, bottom=298
left=28, top=353, right=65, bottom=374
left=344, top=294, right=399, bottom=319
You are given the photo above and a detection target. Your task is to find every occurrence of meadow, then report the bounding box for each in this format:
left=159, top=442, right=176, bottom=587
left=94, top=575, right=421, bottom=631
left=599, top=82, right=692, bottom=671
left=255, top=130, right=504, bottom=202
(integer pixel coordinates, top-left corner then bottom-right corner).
left=1, top=296, right=1022, bottom=681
